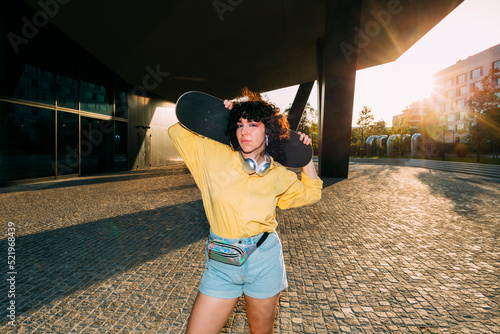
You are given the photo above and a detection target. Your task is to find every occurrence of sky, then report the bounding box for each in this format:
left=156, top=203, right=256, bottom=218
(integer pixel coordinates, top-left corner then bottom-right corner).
left=263, top=0, right=500, bottom=127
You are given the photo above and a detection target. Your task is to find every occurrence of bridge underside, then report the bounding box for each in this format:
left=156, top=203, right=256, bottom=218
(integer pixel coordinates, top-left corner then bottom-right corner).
left=21, top=0, right=464, bottom=177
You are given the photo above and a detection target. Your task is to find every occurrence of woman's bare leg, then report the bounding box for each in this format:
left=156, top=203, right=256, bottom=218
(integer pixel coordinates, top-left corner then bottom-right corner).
left=244, top=293, right=280, bottom=334
left=185, top=292, right=239, bottom=334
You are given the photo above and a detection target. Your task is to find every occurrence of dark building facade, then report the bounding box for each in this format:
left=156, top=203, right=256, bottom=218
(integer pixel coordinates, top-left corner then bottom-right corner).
left=1, top=2, right=179, bottom=185
left=2, top=1, right=463, bottom=183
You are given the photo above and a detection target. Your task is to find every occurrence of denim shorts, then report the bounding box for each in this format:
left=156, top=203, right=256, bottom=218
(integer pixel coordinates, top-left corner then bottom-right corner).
left=199, top=229, right=288, bottom=299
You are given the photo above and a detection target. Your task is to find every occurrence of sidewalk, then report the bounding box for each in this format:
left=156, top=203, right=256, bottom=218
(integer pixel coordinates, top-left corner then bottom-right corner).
left=351, top=158, right=500, bottom=178
left=0, top=162, right=498, bottom=333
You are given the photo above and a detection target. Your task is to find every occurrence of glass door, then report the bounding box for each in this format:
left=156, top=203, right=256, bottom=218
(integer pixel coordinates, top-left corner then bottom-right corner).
left=80, top=117, right=114, bottom=175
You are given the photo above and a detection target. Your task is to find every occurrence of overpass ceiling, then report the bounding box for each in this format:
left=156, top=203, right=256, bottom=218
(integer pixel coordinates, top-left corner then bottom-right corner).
left=23, top=0, right=463, bottom=102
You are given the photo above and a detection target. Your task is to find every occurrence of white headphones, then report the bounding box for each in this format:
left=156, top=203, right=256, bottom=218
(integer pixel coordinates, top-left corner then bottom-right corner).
left=240, top=152, right=271, bottom=177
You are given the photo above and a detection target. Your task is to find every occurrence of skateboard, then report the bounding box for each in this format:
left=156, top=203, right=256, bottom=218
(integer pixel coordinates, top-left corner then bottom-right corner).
left=175, top=91, right=313, bottom=168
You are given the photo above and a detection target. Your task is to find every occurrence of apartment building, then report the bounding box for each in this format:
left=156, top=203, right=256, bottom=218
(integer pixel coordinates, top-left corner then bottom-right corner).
left=393, top=98, right=432, bottom=130
left=431, top=44, right=500, bottom=143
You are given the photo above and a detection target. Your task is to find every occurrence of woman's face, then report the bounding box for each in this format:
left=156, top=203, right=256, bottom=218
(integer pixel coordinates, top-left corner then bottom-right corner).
left=236, top=118, right=266, bottom=154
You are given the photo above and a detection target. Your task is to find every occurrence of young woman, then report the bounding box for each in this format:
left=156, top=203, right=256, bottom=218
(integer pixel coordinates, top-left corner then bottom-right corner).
left=168, top=89, right=322, bottom=333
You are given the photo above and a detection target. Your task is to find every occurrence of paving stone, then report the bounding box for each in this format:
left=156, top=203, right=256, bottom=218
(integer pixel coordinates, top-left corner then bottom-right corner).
left=0, top=163, right=498, bottom=333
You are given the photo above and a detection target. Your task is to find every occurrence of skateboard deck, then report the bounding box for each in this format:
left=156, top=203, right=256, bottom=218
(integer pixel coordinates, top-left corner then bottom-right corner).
left=175, top=91, right=313, bottom=168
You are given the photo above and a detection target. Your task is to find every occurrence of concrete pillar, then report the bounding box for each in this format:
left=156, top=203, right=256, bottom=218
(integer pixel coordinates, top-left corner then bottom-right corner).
left=287, top=82, right=314, bottom=131
left=318, top=0, right=362, bottom=178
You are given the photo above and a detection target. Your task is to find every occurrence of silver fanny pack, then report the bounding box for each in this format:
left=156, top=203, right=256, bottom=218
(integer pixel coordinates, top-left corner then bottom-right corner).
left=207, top=232, right=269, bottom=266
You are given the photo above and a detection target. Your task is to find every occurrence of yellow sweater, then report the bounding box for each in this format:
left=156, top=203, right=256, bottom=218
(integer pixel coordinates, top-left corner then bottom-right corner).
left=168, top=123, right=323, bottom=238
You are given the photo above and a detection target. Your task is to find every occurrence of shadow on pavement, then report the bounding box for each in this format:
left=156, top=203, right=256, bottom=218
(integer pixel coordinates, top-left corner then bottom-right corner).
left=0, top=167, right=190, bottom=195
left=415, top=171, right=487, bottom=219
left=321, top=177, right=346, bottom=188
left=0, top=199, right=207, bottom=324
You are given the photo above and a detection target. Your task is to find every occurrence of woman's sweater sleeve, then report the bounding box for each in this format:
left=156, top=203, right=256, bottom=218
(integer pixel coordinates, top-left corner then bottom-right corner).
left=276, top=171, right=323, bottom=209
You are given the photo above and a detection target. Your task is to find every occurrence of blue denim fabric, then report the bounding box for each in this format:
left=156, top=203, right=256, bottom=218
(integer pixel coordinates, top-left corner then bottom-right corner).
left=199, top=229, right=288, bottom=299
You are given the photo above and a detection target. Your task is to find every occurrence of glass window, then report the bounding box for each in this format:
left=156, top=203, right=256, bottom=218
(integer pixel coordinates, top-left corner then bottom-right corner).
left=471, top=67, right=482, bottom=79
left=447, top=113, right=454, bottom=122
left=40, top=81, right=51, bottom=91
left=56, top=74, right=79, bottom=109
left=457, top=73, right=466, bottom=84
left=25, top=65, right=36, bottom=74
left=445, top=102, right=452, bottom=111
left=494, top=60, right=500, bottom=69
left=44, top=71, right=54, bottom=80
left=459, top=86, right=467, bottom=95
left=114, top=121, right=128, bottom=170
left=447, top=90, right=455, bottom=99
left=115, top=90, right=128, bottom=118
left=13, top=65, right=55, bottom=105
left=54, top=35, right=79, bottom=109
left=0, top=102, right=55, bottom=183
left=445, top=79, right=452, bottom=88
left=459, top=111, right=465, bottom=120
left=80, top=80, right=113, bottom=116
left=56, top=111, right=79, bottom=176
left=456, top=123, right=465, bottom=131
left=473, top=81, right=483, bottom=91
left=457, top=99, right=465, bottom=109
left=80, top=118, right=115, bottom=175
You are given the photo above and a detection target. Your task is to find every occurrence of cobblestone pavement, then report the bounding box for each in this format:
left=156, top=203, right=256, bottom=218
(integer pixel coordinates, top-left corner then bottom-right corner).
left=0, top=162, right=499, bottom=333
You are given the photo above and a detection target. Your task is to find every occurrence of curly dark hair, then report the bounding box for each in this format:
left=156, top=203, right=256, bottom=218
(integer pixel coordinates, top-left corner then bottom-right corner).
left=225, top=88, right=290, bottom=161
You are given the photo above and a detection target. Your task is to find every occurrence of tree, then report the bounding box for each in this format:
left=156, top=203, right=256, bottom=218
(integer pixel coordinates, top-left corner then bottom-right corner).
left=350, top=127, right=362, bottom=155
left=366, top=120, right=388, bottom=156
left=467, top=68, right=500, bottom=161
left=391, top=113, right=411, bottom=156
left=284, top=102, right=319, bottom=153
left=310, top=122, right=319, bottom=155
left=356, top=106, right=374, bottom=157
left=284, top=102, right=318, bottom=133
left=420, top=109, right=450, bottom=159
left=369, top=120, right=388, bottom=136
